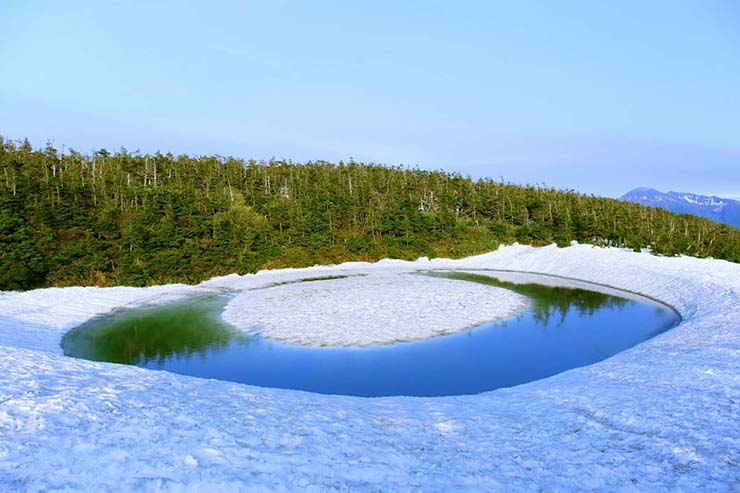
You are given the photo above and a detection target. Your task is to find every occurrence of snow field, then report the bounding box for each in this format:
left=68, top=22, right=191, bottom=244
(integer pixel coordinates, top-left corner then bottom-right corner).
left=0, top=243, right=738, bottom=491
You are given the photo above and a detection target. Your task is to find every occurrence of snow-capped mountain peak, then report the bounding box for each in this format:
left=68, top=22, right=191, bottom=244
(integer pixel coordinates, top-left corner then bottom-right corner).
left=670, top=192, right=728, bottom=209
left=620, top=188, right=740, bottom=228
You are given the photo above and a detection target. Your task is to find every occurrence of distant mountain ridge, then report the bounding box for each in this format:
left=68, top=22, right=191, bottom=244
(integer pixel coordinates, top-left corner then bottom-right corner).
left=620, top=188, right=740, bottom=228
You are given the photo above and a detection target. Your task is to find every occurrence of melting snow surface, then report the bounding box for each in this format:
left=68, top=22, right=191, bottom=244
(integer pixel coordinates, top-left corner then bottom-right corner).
left=1, top=243, right=739, bottom=491
left=222, top=274, right=528, bottom=346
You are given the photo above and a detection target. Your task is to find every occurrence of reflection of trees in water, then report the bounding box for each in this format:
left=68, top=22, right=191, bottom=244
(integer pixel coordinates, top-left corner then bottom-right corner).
left=431, top=272, right=628, bottom=326
left=526, top=286, right=628, bottom=325
left=62, top=297, right=250, bottom=365
left=64, top=275, right=636, bottom=365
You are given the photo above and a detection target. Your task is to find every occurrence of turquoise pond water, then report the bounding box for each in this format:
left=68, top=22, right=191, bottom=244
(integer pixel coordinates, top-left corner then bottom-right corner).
left=61, top=272, right=680, bottom=397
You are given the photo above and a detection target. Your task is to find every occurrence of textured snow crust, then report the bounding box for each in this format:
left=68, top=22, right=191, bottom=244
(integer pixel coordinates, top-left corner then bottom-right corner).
left=1, top=244, right=739, bottom=492
left=222, top=274, right=528, bottom=346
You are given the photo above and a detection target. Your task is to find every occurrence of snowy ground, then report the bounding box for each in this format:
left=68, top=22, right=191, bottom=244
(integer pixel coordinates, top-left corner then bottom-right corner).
left=0, top=243, right=739, bottom=491
left=221, top=274, right=528, bottom=346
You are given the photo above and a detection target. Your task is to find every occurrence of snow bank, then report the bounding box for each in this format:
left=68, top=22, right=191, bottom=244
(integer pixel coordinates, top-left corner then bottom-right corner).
left=222, top=274, right=528, bottom=346
left=0, top=244, right=739, bottom=491
left=0, top=284, right=207, bottom=353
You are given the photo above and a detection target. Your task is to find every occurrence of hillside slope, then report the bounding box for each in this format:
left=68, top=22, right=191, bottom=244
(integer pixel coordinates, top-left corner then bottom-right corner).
left=2, top=137, right=740, bottom=290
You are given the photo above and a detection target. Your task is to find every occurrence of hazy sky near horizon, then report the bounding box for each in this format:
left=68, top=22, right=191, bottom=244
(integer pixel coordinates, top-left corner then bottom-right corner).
left=1, top=1, right=739, bottom=198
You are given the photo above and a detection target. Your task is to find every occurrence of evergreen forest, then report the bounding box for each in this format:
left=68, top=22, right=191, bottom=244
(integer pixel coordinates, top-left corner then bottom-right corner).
left=2, top=136, right=739, bottom=290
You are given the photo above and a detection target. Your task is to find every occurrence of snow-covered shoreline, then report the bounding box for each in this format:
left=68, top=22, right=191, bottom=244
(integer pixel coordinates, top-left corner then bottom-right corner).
left=1, top=243, right=739, bottom=491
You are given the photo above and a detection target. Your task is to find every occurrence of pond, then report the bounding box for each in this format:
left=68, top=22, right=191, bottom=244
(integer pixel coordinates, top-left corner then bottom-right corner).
left=61, top=271, right=680, bottom=397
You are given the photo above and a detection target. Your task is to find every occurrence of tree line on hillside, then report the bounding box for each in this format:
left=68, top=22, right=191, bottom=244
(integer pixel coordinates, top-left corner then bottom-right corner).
left=1, top=136, right=739, bottom=290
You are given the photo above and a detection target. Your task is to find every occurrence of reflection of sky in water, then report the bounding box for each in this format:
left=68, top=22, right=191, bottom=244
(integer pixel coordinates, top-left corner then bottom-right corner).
left=62, top=273, right=679, bottom=397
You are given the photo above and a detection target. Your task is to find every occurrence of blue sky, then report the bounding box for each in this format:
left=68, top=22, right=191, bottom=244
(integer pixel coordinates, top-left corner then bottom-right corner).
left=1, top=1, right=738, bottom=197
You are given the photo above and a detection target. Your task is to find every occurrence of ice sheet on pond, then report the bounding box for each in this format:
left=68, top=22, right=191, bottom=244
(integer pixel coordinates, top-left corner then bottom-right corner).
left=222, top=274, right=529, bottom=346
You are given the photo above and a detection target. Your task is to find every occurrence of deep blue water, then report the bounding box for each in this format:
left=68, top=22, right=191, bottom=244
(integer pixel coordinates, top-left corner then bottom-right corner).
left=62, top=271, right=680, bottom=397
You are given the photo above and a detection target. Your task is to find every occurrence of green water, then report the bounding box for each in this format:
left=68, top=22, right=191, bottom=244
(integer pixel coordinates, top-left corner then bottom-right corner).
left=62, top=271, right=680, bottom=396
left=64, top=296, right=244, bottom=366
